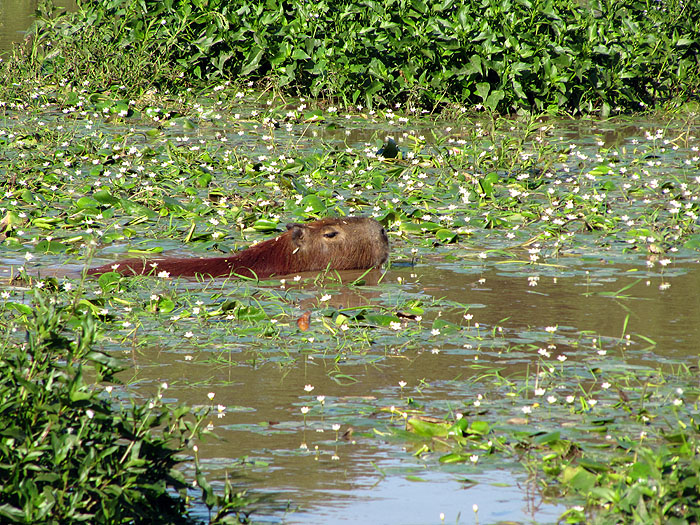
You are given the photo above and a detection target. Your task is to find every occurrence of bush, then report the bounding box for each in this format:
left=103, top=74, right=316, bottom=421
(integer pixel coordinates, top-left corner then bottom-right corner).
left=0, top=293, right=247, bottom=524
left=5, top=0, right=700, bottom=113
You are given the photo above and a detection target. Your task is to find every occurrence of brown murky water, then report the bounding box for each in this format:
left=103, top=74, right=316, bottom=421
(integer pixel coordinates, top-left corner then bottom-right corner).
left=110, top=259, right=699, bottom=523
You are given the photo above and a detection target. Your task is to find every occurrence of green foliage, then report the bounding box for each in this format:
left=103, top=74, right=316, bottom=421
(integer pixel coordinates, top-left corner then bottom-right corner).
left=378, top=366, right=700, bottom=524
left=558, top=428, right=700, bottom=524
left=8, top=0, right=700, bottom=113
left=0, top=293, right=250, bottom=524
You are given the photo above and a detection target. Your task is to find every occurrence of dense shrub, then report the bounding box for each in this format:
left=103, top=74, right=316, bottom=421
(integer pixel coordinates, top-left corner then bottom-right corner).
left=0, top=293, right=248, bottom=524
left=11, top=0, right=700, bottom=113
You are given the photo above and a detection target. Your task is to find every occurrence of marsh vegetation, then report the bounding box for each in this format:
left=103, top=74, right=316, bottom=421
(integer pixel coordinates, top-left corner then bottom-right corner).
left=1, top=0, right=700, bottom=523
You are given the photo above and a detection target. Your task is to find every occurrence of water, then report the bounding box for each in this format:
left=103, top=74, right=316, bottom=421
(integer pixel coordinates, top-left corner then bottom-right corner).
left=0, top=0, right=76, bottom=53
left=2, top=76, right=699, bottom=523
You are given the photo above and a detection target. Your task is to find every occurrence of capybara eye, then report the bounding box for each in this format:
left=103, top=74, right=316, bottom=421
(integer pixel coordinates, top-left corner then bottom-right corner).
left=324, top=231, right=339, bottom=238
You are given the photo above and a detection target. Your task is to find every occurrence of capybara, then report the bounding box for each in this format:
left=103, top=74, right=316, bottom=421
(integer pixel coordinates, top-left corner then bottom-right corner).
left=87, top=217, right=389, bottom=279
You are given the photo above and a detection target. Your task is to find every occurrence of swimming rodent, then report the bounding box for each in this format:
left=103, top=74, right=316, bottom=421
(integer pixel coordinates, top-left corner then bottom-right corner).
left=87, top=217, right=389, bottom=279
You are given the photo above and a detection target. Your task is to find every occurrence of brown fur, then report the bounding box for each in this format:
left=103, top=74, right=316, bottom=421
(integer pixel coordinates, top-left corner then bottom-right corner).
left=87, top=217, right=389, bottom=279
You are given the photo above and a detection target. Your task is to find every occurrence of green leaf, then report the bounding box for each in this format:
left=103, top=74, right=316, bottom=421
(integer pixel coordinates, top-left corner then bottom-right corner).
left=479, top=172, right=499, bottom=196
left=241, top=45, right=265, bottom=75
left=93, top=189, right=119, bottom=205
left=291, top=48, right=311, bottom=60
left=35, top=240, right=69, bottom=254
left=560, top=465, right=597, bottom=492
left=364, top=314, right=401, bottom=327
left=253, top=219, right=279, bottom=231
left=435, top=228, right=458, bottom=243
left=469, top=420, right=489, bottom=435
left=475, top=82, right=490, bottom=102
left=120, top=199, right=157, bottom=219
left=76, top=197, right=100, bottom=209
left=5, top=302, right=33, bottom=315
left=683, top=234, right=700, bottom=250
left=439, top=452, right=471, bottom=464
left=408, top=418, right=449, bottom=437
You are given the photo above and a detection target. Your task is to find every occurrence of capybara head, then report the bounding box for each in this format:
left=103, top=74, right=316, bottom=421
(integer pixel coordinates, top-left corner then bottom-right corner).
left=285, top=217, right=389, bottom=272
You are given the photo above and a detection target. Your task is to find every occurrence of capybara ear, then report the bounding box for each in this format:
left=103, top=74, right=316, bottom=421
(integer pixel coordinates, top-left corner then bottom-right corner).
left=287, top=223, right=306, bottom=244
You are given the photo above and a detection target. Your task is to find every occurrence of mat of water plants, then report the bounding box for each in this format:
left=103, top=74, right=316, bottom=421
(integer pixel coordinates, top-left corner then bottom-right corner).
left=2, top=88, right=700, bottom=524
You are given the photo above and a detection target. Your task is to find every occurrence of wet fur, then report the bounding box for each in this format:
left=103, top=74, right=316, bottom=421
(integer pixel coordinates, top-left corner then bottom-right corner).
left=87, top=217, right=389, bottom=279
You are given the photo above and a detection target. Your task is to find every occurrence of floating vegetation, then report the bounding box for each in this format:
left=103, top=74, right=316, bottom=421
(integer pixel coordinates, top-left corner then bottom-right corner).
left=2, top=12, right=700, bottom=521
